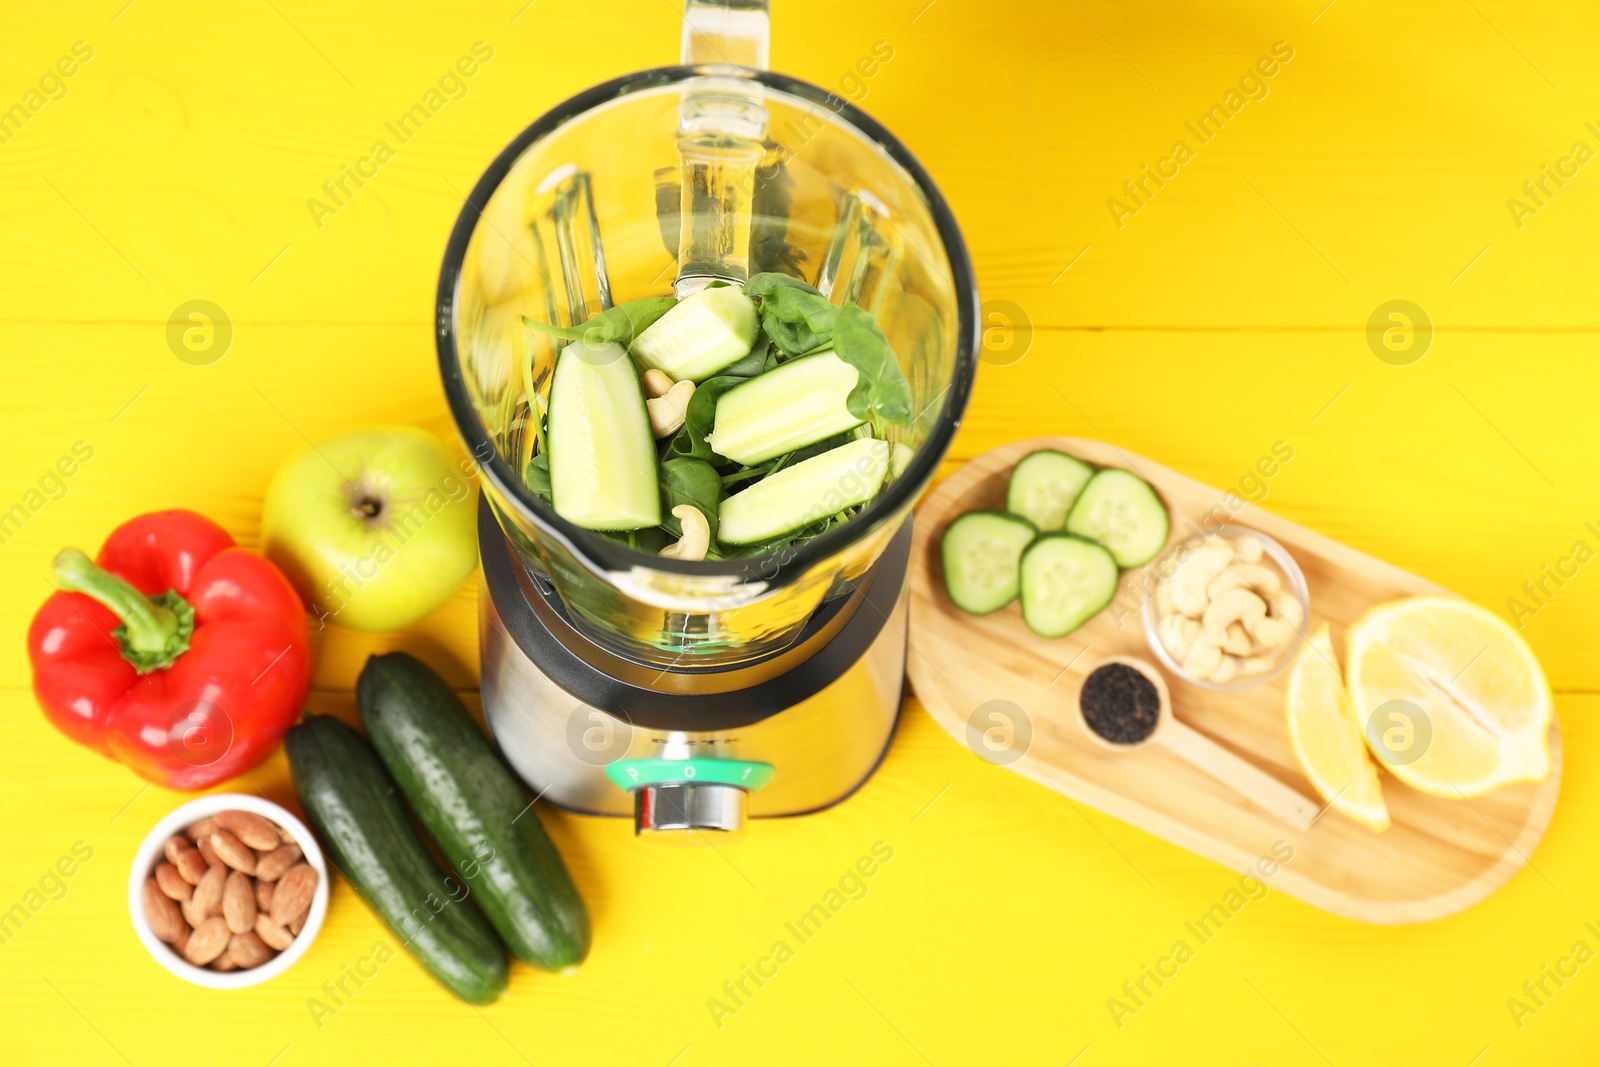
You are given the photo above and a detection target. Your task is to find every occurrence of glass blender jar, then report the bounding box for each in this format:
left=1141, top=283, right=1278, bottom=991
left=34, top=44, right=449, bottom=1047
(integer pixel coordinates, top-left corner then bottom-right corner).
left=438, top=0, right=978, bottom=833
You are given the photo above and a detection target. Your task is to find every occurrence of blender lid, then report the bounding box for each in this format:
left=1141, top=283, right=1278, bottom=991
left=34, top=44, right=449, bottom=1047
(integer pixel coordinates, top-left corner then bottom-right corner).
left=479, top=495, right=913, bottom=733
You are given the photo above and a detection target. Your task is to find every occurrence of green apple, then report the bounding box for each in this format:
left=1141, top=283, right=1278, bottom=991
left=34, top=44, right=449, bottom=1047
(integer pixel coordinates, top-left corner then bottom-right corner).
left=262, top=426, right=478, bottom=632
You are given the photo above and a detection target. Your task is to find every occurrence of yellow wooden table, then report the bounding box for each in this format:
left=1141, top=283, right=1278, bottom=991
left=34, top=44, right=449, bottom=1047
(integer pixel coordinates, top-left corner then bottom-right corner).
left=3, top=2, right=1597, bottom=1063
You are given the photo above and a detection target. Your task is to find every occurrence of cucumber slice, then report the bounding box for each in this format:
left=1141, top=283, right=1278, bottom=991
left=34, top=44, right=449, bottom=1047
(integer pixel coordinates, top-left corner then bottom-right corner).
left=1065, top=468, right=1169, bottom=567
left=706, top=351, right=864, bottom=465
left=718, top=437, right=889, bottom=545
left=1006, top=450, right=1095, bottom=532
left=1019, top=535, right=1120, bottom=637
left=940, top=510, right=1037, bottom=614
left=547, top=340, right=661, bottom=531
left=629, top=285, right=759, bottom=382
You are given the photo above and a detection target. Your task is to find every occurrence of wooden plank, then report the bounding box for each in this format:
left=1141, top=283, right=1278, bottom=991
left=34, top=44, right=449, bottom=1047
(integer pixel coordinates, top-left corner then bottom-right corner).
left=2, top=2, right=1599, bottom=328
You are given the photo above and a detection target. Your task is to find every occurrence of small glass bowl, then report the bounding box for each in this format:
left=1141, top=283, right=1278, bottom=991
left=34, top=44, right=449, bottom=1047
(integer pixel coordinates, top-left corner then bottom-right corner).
left=1140, top=524, right=1311, bottom=692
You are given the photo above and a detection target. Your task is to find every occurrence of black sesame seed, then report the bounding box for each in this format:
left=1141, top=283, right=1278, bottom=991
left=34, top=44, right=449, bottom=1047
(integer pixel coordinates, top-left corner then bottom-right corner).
left=1080, top=662, right=1161, bottom=745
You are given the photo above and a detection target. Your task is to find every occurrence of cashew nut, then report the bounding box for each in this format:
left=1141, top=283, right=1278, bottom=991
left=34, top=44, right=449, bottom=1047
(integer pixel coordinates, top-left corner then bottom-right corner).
left=1228, top=535, right=1263, bottom=563
left=1223, top=621, right=1253, bottom=656
left=1202, top=587, right=1267, bottom=645
left=1249, top=615, right=1294, bottom=650
left=647, top=379, right=695, bottom=438
left=1209, top=654, right=1240, bottom=684
left=1158, top=612, right=1194, bottom=660
left=1271, top=591, right=1304, bottom=629
left=1170, top=544, right=1233, bottom=617
left=659, top=505, right=710, bottom=561
left=641, top=368, right=674, bottom=399
left=1207, top=562, right=1282, bottom=600
left=1182, top=639, right=1223, bottom=680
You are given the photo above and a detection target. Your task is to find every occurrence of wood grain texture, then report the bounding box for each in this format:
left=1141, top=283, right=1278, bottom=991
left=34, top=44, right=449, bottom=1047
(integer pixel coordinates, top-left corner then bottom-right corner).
left=908, top=437, right=1562, bottom=923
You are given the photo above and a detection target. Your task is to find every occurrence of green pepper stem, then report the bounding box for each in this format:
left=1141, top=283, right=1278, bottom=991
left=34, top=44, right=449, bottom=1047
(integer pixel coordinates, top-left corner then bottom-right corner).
left=52, top=548, right=194, bottom=672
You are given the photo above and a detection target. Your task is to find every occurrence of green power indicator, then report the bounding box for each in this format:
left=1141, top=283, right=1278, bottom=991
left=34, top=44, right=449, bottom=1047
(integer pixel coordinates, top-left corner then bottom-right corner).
left=604, top=758, right=775, bottom=792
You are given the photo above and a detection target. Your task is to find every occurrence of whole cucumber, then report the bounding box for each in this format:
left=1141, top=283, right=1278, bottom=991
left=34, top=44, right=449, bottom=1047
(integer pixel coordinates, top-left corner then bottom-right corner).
left=284, top=715, right=509, bottom=1003
left=358, top=652, right=592, bottom=971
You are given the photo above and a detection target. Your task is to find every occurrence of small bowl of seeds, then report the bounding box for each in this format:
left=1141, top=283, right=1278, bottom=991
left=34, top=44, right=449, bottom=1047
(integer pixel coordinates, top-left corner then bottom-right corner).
left=128, top=793, right=327, bottom=989
left=1142, top=525, right=1309, bottom=691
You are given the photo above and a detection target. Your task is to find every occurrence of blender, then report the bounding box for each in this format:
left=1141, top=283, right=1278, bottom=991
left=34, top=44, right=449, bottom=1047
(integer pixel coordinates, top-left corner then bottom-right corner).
left=436, top=0, right=978, bottom=835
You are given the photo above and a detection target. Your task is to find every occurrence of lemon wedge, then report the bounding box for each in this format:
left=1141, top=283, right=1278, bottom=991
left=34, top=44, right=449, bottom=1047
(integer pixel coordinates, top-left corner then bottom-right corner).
left=1286, top=624, right=1390, bottom=831
left=1345, top=596, right=1552, bottom=799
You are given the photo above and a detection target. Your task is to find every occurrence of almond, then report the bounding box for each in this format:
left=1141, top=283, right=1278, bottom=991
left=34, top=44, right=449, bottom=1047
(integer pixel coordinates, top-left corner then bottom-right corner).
left=256, top=844, right=302, bottom=883
left=170, top=924, right=190, bottom=956
left=209, top=829, right=257, bottom=875
left=197, top=834, right=223, bottom=868
left=270, top=864, right=317, bottom=927
left=289, top=910, right=307, bottom=936
left=186, top=863, right=226, bottom=924
left=223, top=870, right=257, bottom=935
left=154, top=863, right=192, bottom=902
left=172, top=847, right=208, bottom=886
left=186, top=817, right=216, bottom=843
left=227, top=931, right=274, bottom=969
left=215, top=810, right=283, bottom=852
left=163, top=835, right=191, bottom=865
left=210, top=953, right=239, bottom=972
left=255, top=878, right=275, bottom=913
left=142, top=878, right=186, bottom=944
left=184, top=916, right=230, bottom=965
left=255, top=914, right=294, bottom=951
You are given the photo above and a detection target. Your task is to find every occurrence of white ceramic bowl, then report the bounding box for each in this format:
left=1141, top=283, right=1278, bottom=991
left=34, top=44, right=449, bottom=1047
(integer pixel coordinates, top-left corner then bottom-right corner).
left=1141, top=524, right=1311, bottom=692
left=129, top=793, right=329, bottom=989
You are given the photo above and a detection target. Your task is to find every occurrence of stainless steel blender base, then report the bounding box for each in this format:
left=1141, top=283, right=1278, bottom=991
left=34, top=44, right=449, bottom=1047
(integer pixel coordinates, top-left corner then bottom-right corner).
left=478, top=517, right=910, bottom=823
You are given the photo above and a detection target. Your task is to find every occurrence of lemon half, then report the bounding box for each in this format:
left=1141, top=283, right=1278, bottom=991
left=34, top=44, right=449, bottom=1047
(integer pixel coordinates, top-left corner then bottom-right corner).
left=1345, top=596, right=1552, bottom=798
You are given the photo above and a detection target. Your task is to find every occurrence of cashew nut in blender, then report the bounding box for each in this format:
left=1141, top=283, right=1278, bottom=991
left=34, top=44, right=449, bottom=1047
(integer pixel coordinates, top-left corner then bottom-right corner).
left=660, top=505, right=710, bottom=561
left=647, top=379, right=695, bottom=438
left=641, top=368, right=674, bottom=399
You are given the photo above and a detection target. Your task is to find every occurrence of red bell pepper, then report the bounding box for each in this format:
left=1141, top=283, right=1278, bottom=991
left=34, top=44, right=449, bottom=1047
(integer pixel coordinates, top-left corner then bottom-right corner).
left=28, top=510, right=313, bottom=790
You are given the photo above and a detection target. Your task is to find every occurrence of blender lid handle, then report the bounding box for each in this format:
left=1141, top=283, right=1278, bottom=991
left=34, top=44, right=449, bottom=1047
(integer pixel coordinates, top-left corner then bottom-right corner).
left=680, top=0, right=770, bottom=70
left=672, top=0, right=770, bottom=295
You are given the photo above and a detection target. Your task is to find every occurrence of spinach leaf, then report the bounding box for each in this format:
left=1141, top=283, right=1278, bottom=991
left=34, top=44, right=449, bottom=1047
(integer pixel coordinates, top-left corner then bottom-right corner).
left=658, top=458, right=722, bottom=542
left=630, top=527, right=669, bottom=554
left=757, top=285, right=840, bottom=356
left=719, top=463, right=770, bottom=490
left=762, top=431, right=856, bottom=479
left=832, top=302, right=911, bottom=423
left=522, top=295, right=677, bottom=349
left=744, top=272, right=825, bottom=299
left=719, top=510, right=854, bottom=557
left=524, top=452, right=553, bottom=505
left=666, top=374, right=748, bottom=463
left=719, top=337, right=771, bottom=378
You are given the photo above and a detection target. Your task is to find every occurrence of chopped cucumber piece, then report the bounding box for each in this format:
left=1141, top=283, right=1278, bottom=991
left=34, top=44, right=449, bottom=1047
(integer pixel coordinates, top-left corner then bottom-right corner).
left=706, top=351, right=864, bottom=465
left=1007, top=450, right=1095, bottom=532
left=547, top=340, right=661, bottom=531
left=718, top=438, right=889, bottom=545
left=889, top=441, right=914, bottom=480
left=1065, top=468, right=1169, bottom=567
left=940, top=511, right=1037, bottom=614
left=629, top=286, right=759, bottom=382
left=1019, top=535, right=1119, bottom=637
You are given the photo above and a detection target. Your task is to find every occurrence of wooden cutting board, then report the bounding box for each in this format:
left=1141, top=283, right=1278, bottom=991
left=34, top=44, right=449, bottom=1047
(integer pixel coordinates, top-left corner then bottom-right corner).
left=906, top=437, right=1562, bottom=924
